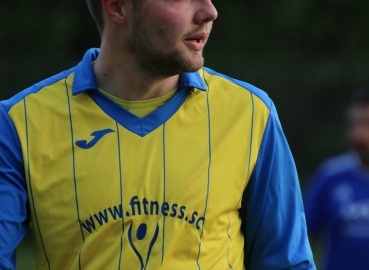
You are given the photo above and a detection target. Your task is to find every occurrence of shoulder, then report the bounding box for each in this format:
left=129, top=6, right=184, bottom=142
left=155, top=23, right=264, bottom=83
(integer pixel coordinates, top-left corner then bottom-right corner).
left=1, top=48, right=100, bottom=112
left=304, top=152, right=361, bottom=213
left=200, top=67, right=273, bottom=110
left=1, top=67, right=75, bottom=113
left=316, top=152, right=360, bottom=179
left=306, top=152, right=360, bottom=194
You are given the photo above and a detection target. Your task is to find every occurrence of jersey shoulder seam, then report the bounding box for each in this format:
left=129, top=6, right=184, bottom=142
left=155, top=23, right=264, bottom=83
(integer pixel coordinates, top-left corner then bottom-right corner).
left=202, top=67, right=273, bottom=110
left=1, top=67, right=75, bottom=112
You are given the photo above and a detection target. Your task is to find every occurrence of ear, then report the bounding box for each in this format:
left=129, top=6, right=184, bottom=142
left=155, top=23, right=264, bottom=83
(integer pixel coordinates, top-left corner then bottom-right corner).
left=102, top=0, right=127, bottom=26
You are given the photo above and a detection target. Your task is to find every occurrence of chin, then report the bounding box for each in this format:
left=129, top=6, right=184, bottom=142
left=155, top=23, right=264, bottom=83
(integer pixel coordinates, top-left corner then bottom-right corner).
left=184, top=55, right=204, bottom=72
left=143, top=49, right=204, bottom=77
left=168, top=57, right=204, bottom=75
left=185, top=63, right=203, bottom=72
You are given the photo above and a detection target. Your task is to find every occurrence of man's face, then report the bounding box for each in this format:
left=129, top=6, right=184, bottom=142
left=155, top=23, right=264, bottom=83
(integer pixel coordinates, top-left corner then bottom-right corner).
left=125, top=0, right=218, bottom=78
left=348, top=105, right=369, bottom=160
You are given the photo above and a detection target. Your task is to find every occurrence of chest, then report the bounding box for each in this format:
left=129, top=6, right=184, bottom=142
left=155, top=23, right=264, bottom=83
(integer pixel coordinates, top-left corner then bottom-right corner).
left=328, top=178, right=369, bottom=238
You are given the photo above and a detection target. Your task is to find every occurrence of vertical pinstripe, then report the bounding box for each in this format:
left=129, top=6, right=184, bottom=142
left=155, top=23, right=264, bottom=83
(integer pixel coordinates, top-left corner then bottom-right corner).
left=65, top=78, right=84, bottom=270
left=196, top=71, right=212, bottom=269
left=226, top=213, right=232, bottom=240
left=116, top=122, right=124, bottom=270
left=248, top=93, right=255, bottom=172
left=24, top=98, right=51, bottom=269
left=161, top=123, right=167, bottom=264
left=226, top=213, right=234, bottom=269
left=227, top=248, right=234, bottom=270
left=224, top=91, right=255, bottom=269
left=234, top=91, right=255, bottom=210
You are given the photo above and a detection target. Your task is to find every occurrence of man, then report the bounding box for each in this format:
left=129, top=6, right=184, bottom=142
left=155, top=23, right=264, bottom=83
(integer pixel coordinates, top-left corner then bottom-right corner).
left=0, top=0, right=315, bottom=269
left=304, top=90, right=369, bottom=270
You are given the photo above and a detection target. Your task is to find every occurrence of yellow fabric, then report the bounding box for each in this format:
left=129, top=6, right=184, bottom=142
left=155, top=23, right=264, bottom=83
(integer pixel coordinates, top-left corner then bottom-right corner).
left=7, top=68, right=270, bottom=269
left=99, top=88, right=178, bottom=118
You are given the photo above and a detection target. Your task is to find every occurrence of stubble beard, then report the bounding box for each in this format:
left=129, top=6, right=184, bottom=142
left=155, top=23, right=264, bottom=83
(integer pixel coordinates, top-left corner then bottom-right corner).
left=127, top=20, right=204, bottom=78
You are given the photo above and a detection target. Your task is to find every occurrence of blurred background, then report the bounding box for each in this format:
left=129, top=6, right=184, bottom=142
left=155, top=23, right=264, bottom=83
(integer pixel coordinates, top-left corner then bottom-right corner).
left=1, top=0, right=369, bottom=269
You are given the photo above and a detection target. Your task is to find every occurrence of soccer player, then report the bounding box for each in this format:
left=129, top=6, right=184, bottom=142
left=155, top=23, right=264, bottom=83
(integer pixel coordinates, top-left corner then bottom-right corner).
left=0, top=0, right=315, bottom=269
left=304, top=90, right=369, bottom=270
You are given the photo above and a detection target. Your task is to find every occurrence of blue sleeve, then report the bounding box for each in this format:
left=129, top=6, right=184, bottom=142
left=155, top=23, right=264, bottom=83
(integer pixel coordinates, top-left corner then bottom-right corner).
left=241, top=103, right=315, bottom=270
left=0, top=103, right=29, bottom=270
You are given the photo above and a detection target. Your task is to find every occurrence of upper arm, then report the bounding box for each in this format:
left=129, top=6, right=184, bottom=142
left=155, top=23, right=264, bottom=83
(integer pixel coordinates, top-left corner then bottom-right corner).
left=241, top=103, right=315, bottom=270
left=0, top=103, right=29, bottom=269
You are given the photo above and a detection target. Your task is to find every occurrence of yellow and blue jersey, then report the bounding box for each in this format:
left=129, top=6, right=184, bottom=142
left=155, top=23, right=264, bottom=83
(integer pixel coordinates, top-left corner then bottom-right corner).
left=0, top=49, right=315, bottom=269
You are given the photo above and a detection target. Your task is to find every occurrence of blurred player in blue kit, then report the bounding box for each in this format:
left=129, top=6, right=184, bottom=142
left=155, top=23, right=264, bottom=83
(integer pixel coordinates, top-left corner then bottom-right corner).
left=304, top=90, right=369, bottom=270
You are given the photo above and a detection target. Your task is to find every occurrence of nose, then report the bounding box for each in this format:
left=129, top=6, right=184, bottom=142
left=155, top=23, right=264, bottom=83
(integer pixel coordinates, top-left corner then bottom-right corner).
left=195, top=0, right=218, bottom=24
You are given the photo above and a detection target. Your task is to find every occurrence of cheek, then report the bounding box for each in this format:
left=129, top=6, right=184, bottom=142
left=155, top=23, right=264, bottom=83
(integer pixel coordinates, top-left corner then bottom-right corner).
left=154, top=22, right=185, bottom=44
left=150, top=9, right=187, bottom=37
left=352, top=125, right=369, bottom=146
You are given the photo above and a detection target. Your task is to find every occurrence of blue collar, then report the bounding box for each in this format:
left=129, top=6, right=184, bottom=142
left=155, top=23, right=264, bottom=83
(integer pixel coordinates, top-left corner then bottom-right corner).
left=72, top=48, right=207, bottom=95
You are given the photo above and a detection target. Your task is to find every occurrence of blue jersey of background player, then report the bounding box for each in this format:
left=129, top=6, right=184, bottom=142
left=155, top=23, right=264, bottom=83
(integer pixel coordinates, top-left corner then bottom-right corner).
left=304, top=90, right=369, bottom=270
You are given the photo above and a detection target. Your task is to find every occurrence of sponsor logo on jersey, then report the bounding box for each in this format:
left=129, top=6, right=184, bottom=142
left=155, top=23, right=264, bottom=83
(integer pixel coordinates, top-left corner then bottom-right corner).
left=80, top=196, right=205, bottom=233
left=79, top=196, right=205, bottom=268
left=76, top=128, right=115, bottom=149
left=128, top=222, right=159, bottom=270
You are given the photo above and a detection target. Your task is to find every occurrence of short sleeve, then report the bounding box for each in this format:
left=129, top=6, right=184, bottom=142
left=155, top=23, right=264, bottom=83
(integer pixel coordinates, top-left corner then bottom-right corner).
left=241, top=103, right=315, bottom=270
left=0, top=103, right=29, bottom=269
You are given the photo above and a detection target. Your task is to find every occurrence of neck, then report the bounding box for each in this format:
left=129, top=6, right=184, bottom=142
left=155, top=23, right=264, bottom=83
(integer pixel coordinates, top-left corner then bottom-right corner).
left=93, top=46, right=179, bottom=101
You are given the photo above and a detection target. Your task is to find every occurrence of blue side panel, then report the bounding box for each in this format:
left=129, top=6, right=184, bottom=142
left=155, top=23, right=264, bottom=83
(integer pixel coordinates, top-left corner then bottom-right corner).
left=0, top=104, right=28, bottom=270
left=241, top=103, right=315, bottom=269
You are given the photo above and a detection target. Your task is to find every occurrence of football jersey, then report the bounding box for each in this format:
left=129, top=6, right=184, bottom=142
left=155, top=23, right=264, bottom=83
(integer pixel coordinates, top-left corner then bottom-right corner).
left=304, top=152, right=369, bottom=270
left=0, top=48, right=315, bottom=269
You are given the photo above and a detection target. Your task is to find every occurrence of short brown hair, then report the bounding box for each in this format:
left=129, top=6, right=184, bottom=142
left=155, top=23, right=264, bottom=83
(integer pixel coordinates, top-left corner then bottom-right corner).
left=86, top=0, right=104, bottom=35
left=85, top=0, right=142, bottom=35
